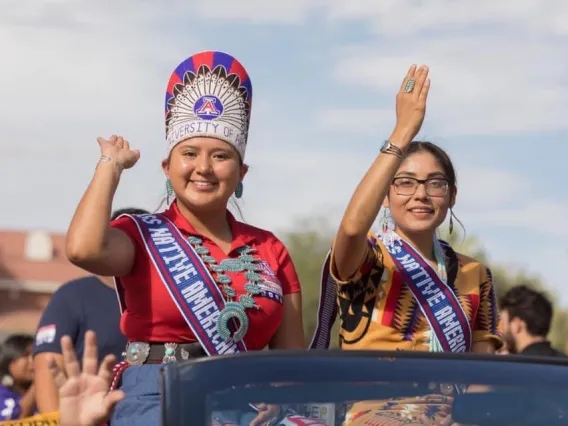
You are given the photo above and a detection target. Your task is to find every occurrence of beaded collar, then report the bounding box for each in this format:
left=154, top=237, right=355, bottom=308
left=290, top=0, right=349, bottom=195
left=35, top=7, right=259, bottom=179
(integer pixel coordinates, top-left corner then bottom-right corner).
left=187, top=236, right=264, bottom=342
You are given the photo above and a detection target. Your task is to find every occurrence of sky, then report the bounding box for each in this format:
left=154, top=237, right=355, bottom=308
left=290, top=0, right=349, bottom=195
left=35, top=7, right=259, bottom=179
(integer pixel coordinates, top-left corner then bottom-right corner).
left=1, top=1, right=567, bottom=303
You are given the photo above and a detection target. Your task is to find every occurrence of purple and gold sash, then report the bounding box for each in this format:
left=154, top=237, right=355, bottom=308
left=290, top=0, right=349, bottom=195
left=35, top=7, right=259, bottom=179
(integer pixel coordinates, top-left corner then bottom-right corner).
left=310, top=233, right=471, bottom=352
left=382, top=234, right=471, bottom=352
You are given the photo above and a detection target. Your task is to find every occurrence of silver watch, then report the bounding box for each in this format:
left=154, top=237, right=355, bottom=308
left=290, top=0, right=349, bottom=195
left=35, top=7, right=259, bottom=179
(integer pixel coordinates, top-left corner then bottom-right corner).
left=380, top=140, right=404, bottom=158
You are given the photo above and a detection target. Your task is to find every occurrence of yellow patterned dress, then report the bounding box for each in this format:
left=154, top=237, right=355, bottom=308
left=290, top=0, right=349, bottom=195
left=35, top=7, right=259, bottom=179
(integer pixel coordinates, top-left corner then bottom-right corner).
left=329, top=233, right=502, bottom=425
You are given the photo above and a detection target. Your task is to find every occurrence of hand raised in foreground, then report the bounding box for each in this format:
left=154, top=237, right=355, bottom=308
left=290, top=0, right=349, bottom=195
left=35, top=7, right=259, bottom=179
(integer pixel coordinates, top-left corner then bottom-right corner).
left=391, top=64, right=431, bottom=144
left=49, top=330, right=125, bottom=426
left=97, top=135, right=140, bottom=170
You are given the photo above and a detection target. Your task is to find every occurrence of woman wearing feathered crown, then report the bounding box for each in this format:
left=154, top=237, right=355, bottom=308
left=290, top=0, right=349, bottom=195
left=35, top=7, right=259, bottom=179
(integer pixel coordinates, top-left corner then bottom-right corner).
left=311, top=65, right=503, bottom=425
left=65, top=51, right=305, bottom=426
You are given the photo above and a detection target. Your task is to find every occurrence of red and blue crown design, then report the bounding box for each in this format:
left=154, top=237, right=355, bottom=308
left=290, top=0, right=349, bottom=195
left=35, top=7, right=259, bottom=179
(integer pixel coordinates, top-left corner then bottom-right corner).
left=164, top=51, right=253, bottom=159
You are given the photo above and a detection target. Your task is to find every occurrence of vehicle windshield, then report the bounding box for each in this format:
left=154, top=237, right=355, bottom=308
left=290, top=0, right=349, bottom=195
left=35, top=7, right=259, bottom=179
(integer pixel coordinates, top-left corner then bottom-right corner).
left=162, top=351, right=568, bottom=426
left=205, top=380, right=568, bottom=426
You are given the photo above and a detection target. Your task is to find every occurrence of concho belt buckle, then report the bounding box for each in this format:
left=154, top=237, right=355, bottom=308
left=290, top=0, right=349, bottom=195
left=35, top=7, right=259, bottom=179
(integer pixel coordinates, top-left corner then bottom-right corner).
left=163, top=343, right=178, bottom=363
left=124, top=342, right=150, bottom=366
left=180, top=348, right=190, bottom=360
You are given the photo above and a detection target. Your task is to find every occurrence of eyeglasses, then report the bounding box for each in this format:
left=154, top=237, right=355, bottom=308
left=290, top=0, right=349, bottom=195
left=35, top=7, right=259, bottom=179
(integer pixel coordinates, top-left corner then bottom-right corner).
left=392, top=177, right=449, bottom=197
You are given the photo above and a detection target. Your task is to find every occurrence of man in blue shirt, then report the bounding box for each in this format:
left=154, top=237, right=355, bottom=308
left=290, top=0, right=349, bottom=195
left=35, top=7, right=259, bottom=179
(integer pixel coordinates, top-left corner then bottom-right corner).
left=32, top=207, right=149, bottom=413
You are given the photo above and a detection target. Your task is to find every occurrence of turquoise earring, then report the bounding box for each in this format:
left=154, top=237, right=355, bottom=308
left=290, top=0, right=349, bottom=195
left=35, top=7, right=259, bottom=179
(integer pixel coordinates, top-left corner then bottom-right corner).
left=166, top=180, right=174, bottom=203
left=235, top=182, right=243, bottom=199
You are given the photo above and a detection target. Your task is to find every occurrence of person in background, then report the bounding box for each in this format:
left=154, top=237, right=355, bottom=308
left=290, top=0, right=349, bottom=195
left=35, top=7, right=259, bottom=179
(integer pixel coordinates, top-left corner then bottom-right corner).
left=0, top=334, right=35, bottom=420
left=32, top=207, right=149, bottom=413
left=499, top=285, right=565, bottom=357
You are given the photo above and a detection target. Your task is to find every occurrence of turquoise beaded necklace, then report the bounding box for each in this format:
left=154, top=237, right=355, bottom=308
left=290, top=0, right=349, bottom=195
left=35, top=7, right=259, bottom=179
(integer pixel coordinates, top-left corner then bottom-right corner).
left=187, top=235, right=264, bottom=342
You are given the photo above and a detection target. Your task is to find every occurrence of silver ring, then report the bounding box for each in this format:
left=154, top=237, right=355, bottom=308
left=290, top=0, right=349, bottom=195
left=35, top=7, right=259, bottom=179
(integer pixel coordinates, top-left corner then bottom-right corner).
left=403, top=78, right=415, bottom=93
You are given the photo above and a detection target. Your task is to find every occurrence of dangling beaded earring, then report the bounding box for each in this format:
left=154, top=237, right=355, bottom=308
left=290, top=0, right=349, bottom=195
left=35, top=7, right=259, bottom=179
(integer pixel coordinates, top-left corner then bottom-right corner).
left=380, top=208, right=397, bottom=247
left=381, top=208, right=390, bottom=234
left=449, top=209, right=454, bottom=235
left=165, top=179, right=174, bottom=204
left=235, top=181, right=243, bottom=199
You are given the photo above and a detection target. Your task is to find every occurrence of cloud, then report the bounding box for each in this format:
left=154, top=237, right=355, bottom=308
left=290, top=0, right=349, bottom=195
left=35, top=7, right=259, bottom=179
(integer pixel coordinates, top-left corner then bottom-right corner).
left=469, top=200, right=568, bottom=238
left=456, top=167, right=529, bottom=209
left=316, top=0, right=568, bottom=136
left=328, top=33, right=568, bottom=135
left=325, top=0, right=568, bottom=37
left=190, top=0, right=327, bottom=24
left=451, top=167, right=567, bottom=239
left=315, top=108, right=395, bottom=135
left=133, top=0, right=568, bottom=35
left=243, top=146, right=370, bottom=231
left=0, top=0, right=195, bottom=143
left=480, top=236, right=568, bottom=304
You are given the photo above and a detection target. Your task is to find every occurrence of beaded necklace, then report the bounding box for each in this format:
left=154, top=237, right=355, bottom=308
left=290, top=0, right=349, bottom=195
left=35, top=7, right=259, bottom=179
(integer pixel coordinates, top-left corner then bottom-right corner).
left=187, top=235, right=264, bottom=342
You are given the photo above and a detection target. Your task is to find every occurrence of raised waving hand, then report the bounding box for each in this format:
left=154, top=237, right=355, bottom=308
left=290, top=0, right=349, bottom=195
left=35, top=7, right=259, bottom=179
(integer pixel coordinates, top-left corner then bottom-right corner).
left=97, top=135, right=140, bottom=171
left=392, top=64, right=431, bottom=144
left=333, top=64, right=431, bottom=282
left=49, top=331, right=124, bottom=426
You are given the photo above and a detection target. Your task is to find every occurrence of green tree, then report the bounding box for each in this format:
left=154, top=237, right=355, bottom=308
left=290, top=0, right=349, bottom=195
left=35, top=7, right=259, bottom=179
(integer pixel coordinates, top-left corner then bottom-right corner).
left=280, top=216, right=340, bottom=347
left=282, top=221, right=567, bottom=352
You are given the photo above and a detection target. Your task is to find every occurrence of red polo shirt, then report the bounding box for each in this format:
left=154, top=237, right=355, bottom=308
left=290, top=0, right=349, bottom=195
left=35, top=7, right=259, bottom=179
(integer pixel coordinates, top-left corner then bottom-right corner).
left=110, top=202, right=301, bottom=350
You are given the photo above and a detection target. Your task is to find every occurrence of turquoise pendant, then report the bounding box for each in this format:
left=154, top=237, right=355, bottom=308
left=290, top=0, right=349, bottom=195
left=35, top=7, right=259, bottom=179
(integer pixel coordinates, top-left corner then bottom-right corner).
left=217, top=301, right=249, bottom=342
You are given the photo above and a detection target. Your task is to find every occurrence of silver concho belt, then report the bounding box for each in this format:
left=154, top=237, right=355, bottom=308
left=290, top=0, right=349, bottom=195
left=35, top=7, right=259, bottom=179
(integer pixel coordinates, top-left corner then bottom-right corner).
left=123, top=342, right=203, bottom=366
left=123, top=342, right=151, bottom=366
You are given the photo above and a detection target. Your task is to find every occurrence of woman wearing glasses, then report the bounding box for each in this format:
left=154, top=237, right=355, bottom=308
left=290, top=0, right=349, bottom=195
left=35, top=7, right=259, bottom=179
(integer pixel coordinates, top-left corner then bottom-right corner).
left=322, top=65, right=502, bottom=425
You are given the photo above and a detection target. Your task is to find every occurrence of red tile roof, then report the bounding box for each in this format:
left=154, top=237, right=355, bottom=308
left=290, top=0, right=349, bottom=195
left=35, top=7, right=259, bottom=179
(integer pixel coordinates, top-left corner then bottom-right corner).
left=0, top=291, right=53, bottom=334
left=0, top=230, right=90, bottom=335
left=0, top=230, right=88, bottom=286
left=0, top=308, right=44, bottom=334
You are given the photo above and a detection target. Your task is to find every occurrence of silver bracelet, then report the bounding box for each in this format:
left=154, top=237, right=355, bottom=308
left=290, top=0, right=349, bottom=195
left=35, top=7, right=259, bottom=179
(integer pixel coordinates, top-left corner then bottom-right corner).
left=98, top=155, right=123, bottom=171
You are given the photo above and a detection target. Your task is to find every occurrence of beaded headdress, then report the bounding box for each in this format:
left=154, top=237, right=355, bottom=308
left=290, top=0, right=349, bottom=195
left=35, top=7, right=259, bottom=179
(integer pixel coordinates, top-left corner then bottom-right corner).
left=164, top=51, right=253, bottom=160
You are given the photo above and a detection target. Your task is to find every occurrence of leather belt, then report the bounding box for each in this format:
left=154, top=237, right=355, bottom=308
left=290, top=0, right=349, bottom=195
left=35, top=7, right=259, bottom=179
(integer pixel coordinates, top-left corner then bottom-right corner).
left=123, top=342, right=206, bottom=365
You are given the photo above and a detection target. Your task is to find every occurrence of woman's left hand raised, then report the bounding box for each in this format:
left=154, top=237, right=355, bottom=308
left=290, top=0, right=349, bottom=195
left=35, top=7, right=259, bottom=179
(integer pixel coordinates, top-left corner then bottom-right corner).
left=49, top=330, right=125, bottom=426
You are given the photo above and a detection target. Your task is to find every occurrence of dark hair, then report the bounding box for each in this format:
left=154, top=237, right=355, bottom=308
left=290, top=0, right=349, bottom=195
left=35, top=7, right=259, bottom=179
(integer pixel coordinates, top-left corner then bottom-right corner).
left=111, top=208, right=150, bottom=221
left=500, top=285, right=553, bottom=337
left=406, top=142, right=457, bottom=187
left=0, top=334, right=34, bottom=378
left=404, top=141, right=464, bottom=235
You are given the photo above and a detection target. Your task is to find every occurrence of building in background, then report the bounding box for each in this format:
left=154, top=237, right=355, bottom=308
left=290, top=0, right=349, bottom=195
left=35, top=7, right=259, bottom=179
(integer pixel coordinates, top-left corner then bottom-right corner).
left=0, top=229, right=88, bottom=338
